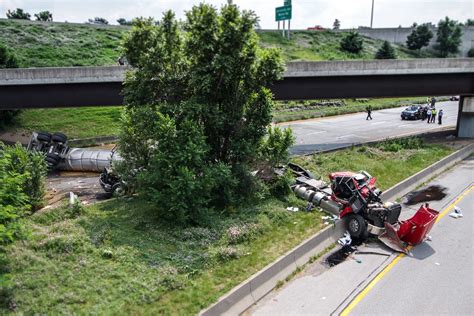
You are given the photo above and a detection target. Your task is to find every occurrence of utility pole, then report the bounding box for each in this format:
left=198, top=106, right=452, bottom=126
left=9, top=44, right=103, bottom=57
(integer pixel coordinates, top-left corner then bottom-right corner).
left=370, top=0, right=375, bottom=28
left=288, top=19, right=291, bottom=39
left=282, top=20, right=286, bottom=37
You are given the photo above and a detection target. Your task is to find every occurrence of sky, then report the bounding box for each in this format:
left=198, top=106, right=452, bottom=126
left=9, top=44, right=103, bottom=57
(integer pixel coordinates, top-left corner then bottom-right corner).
left=1, top=0, right=472, bottom=29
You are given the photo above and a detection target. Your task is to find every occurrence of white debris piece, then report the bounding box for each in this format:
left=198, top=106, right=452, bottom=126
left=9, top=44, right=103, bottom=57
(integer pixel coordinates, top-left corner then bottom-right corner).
left=449, top=206, right=463, bottom=218
left=286, top=207, right=299, bottom=212
left=69, top=192, right=79, bottom=205
left=338, top=231, right=352, bottom=246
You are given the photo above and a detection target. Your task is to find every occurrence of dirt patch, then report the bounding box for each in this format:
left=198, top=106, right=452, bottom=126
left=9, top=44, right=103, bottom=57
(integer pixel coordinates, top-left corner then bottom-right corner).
left=44, top=171, right=110, bottom=208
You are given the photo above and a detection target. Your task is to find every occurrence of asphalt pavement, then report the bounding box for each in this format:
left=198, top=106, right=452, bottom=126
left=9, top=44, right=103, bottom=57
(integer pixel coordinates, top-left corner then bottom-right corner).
left=281, top=101, right=459, bottom=155
left=248, top=155, right=473, bottom=316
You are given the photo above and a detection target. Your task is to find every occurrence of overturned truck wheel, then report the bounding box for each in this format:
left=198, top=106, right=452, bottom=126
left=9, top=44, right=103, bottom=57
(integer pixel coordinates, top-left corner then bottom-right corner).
left=346, top=214, right=368, bottom=239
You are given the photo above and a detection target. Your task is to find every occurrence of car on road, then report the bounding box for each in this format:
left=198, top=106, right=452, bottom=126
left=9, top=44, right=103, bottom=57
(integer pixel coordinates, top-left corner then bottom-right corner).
left=401, top=105, right=422, bottom=120
left=449, top=96, right=460, bottom=101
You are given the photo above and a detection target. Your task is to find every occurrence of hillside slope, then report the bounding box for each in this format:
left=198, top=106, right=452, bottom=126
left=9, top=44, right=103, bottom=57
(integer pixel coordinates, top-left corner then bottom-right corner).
left=0, top=19, right=432, bottom=68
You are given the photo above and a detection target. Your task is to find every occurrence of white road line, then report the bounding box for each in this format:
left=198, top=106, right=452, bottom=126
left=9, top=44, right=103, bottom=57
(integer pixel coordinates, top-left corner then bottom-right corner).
left=306, top=131, right=327, bottom=135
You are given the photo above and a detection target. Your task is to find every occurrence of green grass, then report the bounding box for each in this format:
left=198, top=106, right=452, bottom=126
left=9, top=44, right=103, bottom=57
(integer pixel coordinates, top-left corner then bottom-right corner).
left=9, top=106, right=123, bottom=139
left=273, top=97, right=445, bottom=123
left=0, top=19, right=435, bottom=68
left=2, top=142, right=453, bottom=314
left=0, top=19, right=124, bottom=67
left=292, top=142, right=453, bottom=190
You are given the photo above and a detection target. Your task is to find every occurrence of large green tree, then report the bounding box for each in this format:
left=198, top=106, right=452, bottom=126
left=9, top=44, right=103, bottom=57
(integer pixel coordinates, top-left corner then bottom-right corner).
left=119, top=4, right=286, bottom=225
left=435, top=17, right=463, bottom=57
left=406, top=23, right=433, bottom=50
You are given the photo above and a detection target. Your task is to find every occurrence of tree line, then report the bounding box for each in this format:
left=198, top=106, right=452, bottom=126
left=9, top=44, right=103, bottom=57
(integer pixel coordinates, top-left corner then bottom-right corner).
left=339, top=17, right=469, bottom=58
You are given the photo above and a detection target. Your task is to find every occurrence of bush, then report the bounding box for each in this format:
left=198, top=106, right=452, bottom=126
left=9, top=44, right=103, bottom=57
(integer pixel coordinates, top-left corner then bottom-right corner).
left=375, top=41, right=396, bottom=59
left=340, top=32, right=363, bottom=54
left=468, top=48, right=474, bottom=58
left=377, top=137, right=423, bottom=152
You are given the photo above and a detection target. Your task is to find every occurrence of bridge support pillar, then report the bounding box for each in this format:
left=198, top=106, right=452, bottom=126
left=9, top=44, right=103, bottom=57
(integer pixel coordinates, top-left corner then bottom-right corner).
left=456, top=96, right=474, bottom=138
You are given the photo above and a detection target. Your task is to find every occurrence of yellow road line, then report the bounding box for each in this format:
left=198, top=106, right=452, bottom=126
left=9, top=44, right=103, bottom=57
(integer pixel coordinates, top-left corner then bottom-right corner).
left=340, top=185, right=473, bottom=316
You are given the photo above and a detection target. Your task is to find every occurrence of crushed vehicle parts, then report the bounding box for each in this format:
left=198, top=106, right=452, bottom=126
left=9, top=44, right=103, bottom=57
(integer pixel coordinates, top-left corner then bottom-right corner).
left=291, top=166, right=439, bottom=253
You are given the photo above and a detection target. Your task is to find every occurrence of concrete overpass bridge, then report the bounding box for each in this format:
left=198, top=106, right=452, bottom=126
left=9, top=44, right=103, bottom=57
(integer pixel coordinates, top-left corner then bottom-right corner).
left=0, top=58, right=473, bottom=137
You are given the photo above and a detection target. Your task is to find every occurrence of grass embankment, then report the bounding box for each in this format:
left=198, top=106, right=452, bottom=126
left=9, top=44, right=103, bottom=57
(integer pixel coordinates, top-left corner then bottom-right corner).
left=0, top=19, right=433, bottom=68
left=2, top=141, right=453, bottom=314
left=258, top=30, right=432, bottom=61
left=8, top=106, right=123, bottom=139
left=273, top=97, right=440, bottom=123
left=0, top=19, right=124, bottom=67
left=6, top=97, right=437, bottom=139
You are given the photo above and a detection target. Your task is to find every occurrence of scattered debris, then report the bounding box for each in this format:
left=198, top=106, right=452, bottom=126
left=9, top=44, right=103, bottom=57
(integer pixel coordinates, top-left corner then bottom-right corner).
left=404, top=185, right=447, bottom=205
left=286, top=207, right=299, bottom=212
left=426, top=235, right=433, bottom=241
left=338, top=231, right=352, bottom=246
left=69, top=192, right=79, bottom=205
left=435, top=262, right=440, bottom=266
left=449, top=206, right=463, bottom=218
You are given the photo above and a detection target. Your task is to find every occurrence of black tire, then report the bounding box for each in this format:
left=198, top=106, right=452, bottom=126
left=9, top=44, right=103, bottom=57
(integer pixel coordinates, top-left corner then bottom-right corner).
left=52, top=132, right=67, bottom=143
left=37, top=132, right=52, bottom=142
left=111, top=183, right=123, bottom=195
left=346, top=214, right=368, bottom=239
left=45, top=153, right=61, bottom=168
left=401, top=116, right=405, bottom=120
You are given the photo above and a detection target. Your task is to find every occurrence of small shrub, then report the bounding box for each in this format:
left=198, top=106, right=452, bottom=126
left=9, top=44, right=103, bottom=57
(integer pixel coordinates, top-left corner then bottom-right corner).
left=377, top=137, right=423, bottom=152
left=226, top=223, right=263, bottom=244
left=375, top=41, right=396, bottom=59
left=215, top=246, right=242, bottom=262
left=340, top=32, right=363, bottom=54
left=468, top=48, right=474, bottom=58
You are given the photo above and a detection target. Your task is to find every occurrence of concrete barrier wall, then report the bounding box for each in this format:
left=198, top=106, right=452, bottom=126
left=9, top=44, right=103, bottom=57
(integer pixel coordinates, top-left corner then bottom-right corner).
left=1, top=58, right=472, bottom=86
left=201, top=143, right=474, bottom=316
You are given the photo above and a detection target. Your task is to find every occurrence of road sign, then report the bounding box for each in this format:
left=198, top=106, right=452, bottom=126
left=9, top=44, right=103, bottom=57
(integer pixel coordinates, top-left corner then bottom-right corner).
left=275, top=5, right=292, bottom=21
left=284, top=0, right=291, bottom=6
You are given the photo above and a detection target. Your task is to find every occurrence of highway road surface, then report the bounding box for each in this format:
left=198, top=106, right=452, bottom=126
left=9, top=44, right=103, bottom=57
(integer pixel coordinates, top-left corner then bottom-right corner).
left=282, top=100, right=459, bottom=155
left=248, top=155, right=473, bottom=316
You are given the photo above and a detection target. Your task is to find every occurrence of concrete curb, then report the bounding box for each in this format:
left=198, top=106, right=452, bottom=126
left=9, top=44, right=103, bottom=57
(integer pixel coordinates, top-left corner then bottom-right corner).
left=200, top=142, right=474, bottom=316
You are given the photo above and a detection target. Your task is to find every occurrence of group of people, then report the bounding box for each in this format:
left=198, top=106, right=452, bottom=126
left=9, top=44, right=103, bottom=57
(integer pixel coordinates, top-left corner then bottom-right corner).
left=421, top=97, right=444, bottom=125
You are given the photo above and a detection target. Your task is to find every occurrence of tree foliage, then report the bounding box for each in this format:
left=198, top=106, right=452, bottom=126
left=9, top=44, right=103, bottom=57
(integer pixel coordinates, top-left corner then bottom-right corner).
left=34, top=11, right=53, bottom=22
left=375, top=41, right=396, bottom=59
left=88, top=17, right=109, bottom=25
left=117, top=18, right=132, bottom=25
left=468, top=48, right=474, bottom=58
left=119, top=4, right=288, bottom=225
left=6, top=8, right=30, bottom=20
left=435, top=17, right=463, bottom=57
left=465, top=19, right=474, bottom=26
left=406, top=23, right=433, bottom=50
left=340, top=31, right=363, bottom=53
left=333, top=19, right=340, bottom=30
left=0, top=44, right=20, bottom=129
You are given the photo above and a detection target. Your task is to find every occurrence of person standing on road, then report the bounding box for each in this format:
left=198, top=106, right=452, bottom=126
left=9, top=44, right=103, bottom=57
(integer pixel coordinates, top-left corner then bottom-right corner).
left=430, top=97, right=436, bottom=107
left=426, top=107, right=432, bottom=123
left=366, top=106, right=373, bottom=120
left=438, top=109, right=444, bottom=125
left=431, top=108, right=437, bottom=123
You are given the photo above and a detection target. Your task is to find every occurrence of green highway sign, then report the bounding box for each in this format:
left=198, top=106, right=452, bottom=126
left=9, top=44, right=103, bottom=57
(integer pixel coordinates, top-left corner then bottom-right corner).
left=275, top=5, right=292, bottom=21
left=284, top=0, right=291, bottom=6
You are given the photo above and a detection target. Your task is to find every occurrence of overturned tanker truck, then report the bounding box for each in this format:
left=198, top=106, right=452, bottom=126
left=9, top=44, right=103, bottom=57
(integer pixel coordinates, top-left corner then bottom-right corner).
left=28, top=131, right=122, bottom=193
left=290, top=164, right=439, bottom=253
